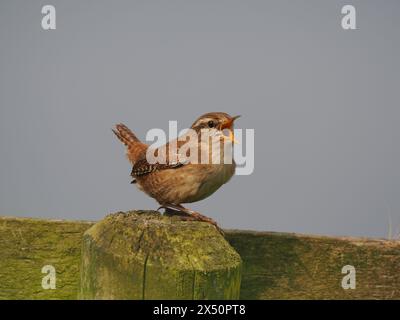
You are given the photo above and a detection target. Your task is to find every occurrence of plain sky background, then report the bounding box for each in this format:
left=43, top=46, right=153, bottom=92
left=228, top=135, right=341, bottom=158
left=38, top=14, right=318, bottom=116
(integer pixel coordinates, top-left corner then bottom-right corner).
left=1, top=0, right=399, bottom=238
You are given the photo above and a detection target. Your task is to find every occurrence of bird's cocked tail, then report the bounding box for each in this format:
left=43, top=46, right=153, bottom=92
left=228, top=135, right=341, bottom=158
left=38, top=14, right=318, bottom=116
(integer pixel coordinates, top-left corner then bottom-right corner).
left=112, top=123, right=148, bottom=164
left=112, top=123, right=141, bottom=146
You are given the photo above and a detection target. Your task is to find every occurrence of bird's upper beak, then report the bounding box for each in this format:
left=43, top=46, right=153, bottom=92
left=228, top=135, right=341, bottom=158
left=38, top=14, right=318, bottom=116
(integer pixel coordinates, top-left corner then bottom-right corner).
left=221, top=115, right=241, bottom=144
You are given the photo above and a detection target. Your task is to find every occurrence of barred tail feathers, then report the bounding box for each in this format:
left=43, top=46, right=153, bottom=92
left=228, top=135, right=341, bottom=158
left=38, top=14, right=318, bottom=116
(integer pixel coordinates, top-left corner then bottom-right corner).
left=112, top=123, right=148, bottom=164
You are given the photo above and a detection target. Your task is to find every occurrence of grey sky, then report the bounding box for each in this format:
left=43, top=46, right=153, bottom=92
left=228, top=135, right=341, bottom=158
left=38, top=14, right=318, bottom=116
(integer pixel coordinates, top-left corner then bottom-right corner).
left=1, top=0, right=399, bottom=238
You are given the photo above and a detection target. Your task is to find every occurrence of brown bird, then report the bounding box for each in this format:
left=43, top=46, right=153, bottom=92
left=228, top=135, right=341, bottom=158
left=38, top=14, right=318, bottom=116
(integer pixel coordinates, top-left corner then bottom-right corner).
left=112, top=112, right=240, bottom=232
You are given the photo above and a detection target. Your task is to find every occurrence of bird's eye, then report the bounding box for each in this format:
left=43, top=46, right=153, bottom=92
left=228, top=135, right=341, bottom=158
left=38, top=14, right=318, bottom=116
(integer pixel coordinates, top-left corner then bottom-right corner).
left=207, top=120, right=215, bottom=128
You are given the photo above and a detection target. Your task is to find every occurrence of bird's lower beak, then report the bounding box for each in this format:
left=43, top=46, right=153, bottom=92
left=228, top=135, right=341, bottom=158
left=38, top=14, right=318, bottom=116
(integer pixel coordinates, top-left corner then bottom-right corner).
left=221, top=115, right=241, bottom=144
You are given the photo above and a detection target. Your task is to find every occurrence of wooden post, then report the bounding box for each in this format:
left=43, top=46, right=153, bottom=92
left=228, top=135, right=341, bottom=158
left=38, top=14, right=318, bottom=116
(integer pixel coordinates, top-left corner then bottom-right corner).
left=79, top=211, right=242, bottom=300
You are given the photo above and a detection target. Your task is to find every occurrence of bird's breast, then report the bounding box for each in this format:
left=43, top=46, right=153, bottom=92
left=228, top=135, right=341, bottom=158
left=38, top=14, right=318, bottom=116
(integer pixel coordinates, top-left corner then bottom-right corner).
left=188, top=162, right=235, bottom=203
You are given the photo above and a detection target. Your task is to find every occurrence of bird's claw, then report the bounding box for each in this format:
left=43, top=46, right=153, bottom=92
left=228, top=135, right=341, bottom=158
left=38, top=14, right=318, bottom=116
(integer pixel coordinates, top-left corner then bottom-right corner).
left=157, top=205, right=224, bottom=236
left=188, top=211, right=225, bottom=236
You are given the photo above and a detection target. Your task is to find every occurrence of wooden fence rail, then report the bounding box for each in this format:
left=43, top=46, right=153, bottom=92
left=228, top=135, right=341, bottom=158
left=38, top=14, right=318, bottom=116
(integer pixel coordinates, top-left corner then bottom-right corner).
left=1, top=211, right=399, bottom=299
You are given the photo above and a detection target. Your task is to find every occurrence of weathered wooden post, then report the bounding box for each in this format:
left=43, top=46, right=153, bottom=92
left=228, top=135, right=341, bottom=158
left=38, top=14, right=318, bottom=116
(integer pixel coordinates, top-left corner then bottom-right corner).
left=79, top=211, right=242, bottom=299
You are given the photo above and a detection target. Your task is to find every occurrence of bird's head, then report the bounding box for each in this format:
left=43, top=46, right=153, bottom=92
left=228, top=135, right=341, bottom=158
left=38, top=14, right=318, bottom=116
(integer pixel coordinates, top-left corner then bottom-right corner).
left=190, top=112, right=241, bottom=143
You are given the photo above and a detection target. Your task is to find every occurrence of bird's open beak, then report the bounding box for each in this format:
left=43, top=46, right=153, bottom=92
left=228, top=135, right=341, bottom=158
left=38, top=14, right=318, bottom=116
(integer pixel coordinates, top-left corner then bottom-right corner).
left=221, top=115, right=241, bottom=144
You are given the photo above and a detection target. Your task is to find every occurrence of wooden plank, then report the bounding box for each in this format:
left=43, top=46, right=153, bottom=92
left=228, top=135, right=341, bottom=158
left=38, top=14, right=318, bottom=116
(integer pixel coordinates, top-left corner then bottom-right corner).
left=226, top=230, right=400, bottom=299
left=0, top=216, right=93, bottom=300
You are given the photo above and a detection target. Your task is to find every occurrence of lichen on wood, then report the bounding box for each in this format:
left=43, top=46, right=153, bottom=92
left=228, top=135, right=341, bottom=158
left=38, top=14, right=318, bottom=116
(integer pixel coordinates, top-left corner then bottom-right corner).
left=0, top=216, right=93, bottom=300
left=2, top=215, right=400, bottom=300
left=225, top=230, right=400, bottom=299
left=79, top=211, right=242, bottom=300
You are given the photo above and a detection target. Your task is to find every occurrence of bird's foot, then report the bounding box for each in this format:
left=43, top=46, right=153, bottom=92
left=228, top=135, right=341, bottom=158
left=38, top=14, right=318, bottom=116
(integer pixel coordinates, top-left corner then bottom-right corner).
left=188, top=211, right=224, bottom=236
left=158, top=204, right=224, bottom=236
left=157, top=205, right=187, bottom=217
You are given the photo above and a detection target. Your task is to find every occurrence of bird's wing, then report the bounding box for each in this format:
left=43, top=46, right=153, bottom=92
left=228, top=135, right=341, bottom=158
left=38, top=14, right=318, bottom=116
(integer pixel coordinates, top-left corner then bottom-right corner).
left=130, top=139, right=191, bottom=177
left=131, top=158, right=184, bottom=177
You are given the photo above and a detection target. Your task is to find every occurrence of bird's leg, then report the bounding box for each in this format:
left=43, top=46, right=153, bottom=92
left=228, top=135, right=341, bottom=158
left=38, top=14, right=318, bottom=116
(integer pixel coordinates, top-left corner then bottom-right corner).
left=159, top=204, right=224, bottom=235
left=157, top=204, right=188, bottom=217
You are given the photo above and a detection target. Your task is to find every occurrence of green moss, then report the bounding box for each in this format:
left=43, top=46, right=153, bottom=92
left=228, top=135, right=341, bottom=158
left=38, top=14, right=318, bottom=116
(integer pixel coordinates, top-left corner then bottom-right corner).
left=225, top=231, right=400, bottom=299
left=79, top=211, right=242, bottom=300
left=2, top=215, right=400, bottom=300
left=0, top=216, right=94, bottom=300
